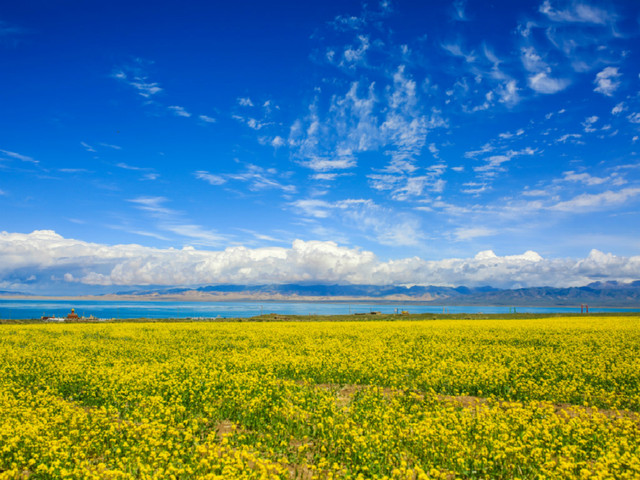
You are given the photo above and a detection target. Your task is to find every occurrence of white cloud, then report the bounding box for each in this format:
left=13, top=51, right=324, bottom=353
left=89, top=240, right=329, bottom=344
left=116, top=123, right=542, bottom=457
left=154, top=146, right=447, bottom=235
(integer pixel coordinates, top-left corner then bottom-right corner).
left=473, top=147, right=536, bottom=177
left=464, top=143, right=494, bottom=158
left=549, top=188, right=640, bottom=212
left=80, top=142, right=96, bottom=153
left=162, top=224, right=229, bottom=245
left=611, top=102, right=626, bottom=115
left=292, top=198, right=424, bottom=246
left=498, top=129, right=525, bottom=139
left=168, top=105, right=191, bottom=117
left=311, top=173, right=350, bottom=181
left=116, top=162, right=151, bottom=172
left=238, top=97, right=254, bottom=107
left=128, top=196, right=174, bottom=216
left=246, top=118, right=264, bottom=130
left=453, top=226, right=495, bottom=241
left=331, top=14, right=366, bottom=31
left=291, top=199, right=333, bottom=218
left=342, top=35, right=370, bottom=66
left=195, top=165, right=295, bottom=193
left=112, top=67, right=162, bottom=98
left=271, top=136, right=285, bottom=148
left=233, top=114, right=270, bottom=131
left=2, top=231, right=639, bottom=289
left=561, top=170, right=624, bottom=186
left=582, top=115, right=598, bottom=132
left=0, top=149, right=38, bottom=164
left=528, top=72, right=569, bottom=94
left=520, top=46, right=547, bottom=73
left=194, top=171, right=226, bottom=186
left=301, top=156, right=357, bottom=172
left=539, top=0, right=614, bottom=25
left=228, top=165, right=297, bottom=193
left=461, top=182, right=488, bottom=195
left=594, top=67, right=621, bottom=96
left=100, top=143, right=122, bottom=150
left=496, top=80, right=519, bottom=105
left=627, top=113, right=640, bottom=124
left=369, top=172, right=446, bottom=200
left=522, top=189, right=551, bottom=197
left=452, top=0, right=467, bottom=20
left=556, top=133, right=582, bottom=143
left=289, top=30, right=448, bottom=188
left=126, top=197, right=232, bottom=247
left=441, top=42, right=476, bottom=63
left=199, top=115, right=216, bottom=123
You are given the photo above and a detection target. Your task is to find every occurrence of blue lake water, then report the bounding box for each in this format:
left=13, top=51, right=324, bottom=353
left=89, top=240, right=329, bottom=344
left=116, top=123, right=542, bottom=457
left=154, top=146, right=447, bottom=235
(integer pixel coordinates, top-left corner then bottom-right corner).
left=0, top=299, right=636, bottom=319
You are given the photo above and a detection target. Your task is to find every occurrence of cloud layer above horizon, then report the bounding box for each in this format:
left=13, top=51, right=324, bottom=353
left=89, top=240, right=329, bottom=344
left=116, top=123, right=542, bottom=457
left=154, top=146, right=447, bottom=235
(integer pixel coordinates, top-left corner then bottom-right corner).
left=1, top=0, right=640, bottom=293
left=1, top=231, right=638, bottom=294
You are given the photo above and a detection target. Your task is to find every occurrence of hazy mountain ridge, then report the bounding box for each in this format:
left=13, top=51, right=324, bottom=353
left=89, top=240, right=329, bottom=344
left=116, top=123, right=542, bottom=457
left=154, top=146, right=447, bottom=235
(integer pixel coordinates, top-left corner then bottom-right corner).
left=114, top=281, right=640, bottom=307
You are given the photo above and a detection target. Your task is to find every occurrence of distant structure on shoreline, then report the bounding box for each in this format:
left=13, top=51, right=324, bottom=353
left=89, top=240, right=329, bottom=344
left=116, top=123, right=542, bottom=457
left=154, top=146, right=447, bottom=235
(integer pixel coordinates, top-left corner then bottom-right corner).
left=42, top=308, right=98, bottom=322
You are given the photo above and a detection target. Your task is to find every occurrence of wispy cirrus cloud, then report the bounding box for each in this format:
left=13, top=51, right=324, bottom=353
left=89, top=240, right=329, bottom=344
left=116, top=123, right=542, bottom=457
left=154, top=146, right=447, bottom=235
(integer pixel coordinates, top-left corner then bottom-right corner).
left=441, top=41, right=476, bottom=63
left=168, top=105, right=191, bottom=117
left=128, top=196, right=175, bottom=216
left=453, top=226, right=495, bottom=241
left=81, top=142, right=121, bottom=154
left=291, top=197, right=424, bottom=246
left=112, top=62, right=163, bottom=98
left=0, top=149, right=38, bottom=164
left=195, top=164, right=296, bottom=193
left=549, top=188, right=640, bottom=212
left=452, top=0, right=468, bottom=21
left=112, top=60, right=214, bottom=124
left=473, top=147, right=536, bottom=179
left=80, top=142, right=96, bottom=153
left=194, top=171, right=226, bottom=186
left=288, top=63, right=447, bottom=198
left=115, top=163, right=159, bottom=181
left=539, top=0, right=615, bottom=25
left=128, top=196, right=232, bottom=246
left=560, top=170, right=625, bottom=186
left=100, top=143, right=122, bottom=150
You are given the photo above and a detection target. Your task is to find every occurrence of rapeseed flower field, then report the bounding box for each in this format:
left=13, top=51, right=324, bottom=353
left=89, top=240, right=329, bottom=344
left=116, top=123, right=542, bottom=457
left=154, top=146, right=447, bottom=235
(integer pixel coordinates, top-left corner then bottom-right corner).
left=1, top=316, right=639, bottom=479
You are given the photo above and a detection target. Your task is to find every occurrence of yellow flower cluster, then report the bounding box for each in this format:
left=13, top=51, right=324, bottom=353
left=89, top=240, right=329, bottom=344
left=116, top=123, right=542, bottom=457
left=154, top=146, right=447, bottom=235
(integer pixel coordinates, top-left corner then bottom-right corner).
left=1, top=316, right=639, bottom=479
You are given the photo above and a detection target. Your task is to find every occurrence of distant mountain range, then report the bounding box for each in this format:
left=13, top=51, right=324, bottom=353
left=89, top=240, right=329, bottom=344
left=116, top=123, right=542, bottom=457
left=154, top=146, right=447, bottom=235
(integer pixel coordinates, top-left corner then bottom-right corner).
left=114, top=280, right=640, bottom=307
left=0, top=290, right=27, bottom=296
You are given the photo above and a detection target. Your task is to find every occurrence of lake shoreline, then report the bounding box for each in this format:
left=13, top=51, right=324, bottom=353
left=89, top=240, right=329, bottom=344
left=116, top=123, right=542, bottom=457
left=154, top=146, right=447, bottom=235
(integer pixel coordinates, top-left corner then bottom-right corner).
left=1, top=294, right=638, bottom=309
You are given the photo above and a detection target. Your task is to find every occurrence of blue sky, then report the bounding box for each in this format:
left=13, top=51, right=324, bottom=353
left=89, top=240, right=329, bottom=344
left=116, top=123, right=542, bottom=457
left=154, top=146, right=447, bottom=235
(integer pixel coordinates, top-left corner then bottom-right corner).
left=1, top=0, right=640, bottom=293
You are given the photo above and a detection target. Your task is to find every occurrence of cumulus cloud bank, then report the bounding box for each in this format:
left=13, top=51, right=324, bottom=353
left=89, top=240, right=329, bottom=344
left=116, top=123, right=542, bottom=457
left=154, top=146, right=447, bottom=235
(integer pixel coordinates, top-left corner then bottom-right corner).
left=1, top=231, right=639, bottom=292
